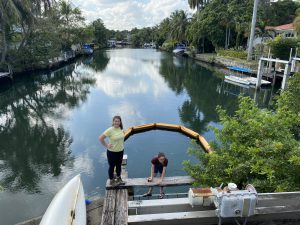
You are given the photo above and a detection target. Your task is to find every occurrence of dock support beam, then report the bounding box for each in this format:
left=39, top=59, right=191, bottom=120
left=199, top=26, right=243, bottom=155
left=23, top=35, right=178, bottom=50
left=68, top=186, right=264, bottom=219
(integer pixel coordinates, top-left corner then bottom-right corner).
left=281, top=62, right=292, bottom=90
left=256, top=59, right=264, bottom=89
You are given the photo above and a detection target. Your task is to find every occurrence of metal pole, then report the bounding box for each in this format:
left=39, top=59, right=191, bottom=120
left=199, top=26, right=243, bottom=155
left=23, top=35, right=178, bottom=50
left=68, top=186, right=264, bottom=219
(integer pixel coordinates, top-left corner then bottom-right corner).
left=247, top=0, right=259, bottom=61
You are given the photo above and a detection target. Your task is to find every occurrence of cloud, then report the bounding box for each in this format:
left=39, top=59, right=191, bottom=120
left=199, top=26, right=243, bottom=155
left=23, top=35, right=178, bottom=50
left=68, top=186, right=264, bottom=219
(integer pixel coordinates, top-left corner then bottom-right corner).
left=108, top=101, right=145, bottom=127
left=74, top=50, right=170, bottom=98
left=71, top=0, right=192, bottom=30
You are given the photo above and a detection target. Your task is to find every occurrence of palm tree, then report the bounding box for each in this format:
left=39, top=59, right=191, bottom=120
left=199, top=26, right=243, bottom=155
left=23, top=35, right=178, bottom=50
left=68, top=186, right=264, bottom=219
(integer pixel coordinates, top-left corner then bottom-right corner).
left=0, top=0, right=56, bottom=63
left=293, top=8, right=300, bottom=34
left=0, top=0, right=30, bottom=62
left=170, top=10, right=189, bottom=43
left=188, top=0, right=209, bottom=11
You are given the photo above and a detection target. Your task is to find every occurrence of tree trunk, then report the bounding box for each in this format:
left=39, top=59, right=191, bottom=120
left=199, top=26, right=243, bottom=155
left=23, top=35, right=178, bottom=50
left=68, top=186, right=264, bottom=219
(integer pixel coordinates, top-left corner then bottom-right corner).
left=227, top=28, right=231, bottom=48
left=235, top=32, right=240, bottom=49
left=225, top=26, right=228, bottom=49
left=247, top=0, right=259, bottom=60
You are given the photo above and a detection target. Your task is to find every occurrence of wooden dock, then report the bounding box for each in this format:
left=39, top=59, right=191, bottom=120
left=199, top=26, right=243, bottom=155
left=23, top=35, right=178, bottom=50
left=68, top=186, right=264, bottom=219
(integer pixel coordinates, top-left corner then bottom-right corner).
left=101, top=176, right=194, bottom=225
left=101, top=174, right=300, bottom=225
left=105, top=176, right=194, bottom=190
left=101, top=189, right=128, bottom=225
left=16, top=179, right=300, bottom=225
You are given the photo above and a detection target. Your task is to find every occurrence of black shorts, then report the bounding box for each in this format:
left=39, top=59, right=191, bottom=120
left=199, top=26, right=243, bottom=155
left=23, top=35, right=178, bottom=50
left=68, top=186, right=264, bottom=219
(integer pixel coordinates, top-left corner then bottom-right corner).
left=154, top=165, right=163, bottom=174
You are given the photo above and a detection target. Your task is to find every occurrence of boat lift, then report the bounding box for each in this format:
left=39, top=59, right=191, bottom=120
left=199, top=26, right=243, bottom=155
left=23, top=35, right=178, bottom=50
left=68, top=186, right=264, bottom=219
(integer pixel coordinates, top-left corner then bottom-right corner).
left=256, top=57, right=291, bottom=90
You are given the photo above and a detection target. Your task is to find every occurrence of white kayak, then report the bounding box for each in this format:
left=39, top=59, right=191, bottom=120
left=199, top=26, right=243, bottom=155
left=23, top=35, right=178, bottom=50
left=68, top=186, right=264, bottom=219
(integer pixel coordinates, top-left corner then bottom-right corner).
left=39, top=175, right=86, bottom=225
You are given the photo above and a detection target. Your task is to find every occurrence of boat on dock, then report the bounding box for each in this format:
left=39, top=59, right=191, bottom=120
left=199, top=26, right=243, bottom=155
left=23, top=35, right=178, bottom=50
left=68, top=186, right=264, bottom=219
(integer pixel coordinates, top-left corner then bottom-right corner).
left=225, top=66, right=271, bottom=87
left=225, top=75, right=251, bottom=85
left=39, top=175, right=86, bottom=225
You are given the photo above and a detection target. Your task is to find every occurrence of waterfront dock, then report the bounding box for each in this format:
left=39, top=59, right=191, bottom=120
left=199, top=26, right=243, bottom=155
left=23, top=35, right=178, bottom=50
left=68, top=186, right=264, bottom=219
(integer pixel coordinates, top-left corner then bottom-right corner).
left=16, top=176, right=300, bottom=225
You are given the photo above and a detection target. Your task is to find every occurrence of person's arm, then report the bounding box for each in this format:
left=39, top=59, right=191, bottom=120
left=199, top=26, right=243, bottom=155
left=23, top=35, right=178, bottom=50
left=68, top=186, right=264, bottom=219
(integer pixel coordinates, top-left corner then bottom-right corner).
left=99, top=134, right=112, bottom=149
left=157, top=166, right=166, bottom=184
left=148, top=164, right=155, bottom=182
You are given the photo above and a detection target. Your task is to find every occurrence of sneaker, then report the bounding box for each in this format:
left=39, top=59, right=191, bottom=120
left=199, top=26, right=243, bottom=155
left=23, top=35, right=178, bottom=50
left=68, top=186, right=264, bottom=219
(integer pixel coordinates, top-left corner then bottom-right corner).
left=116, top=177, right=125, bottom=185
left=142, top=192, right=152, bottom=197
left=109, top=179, right=118, bottom=187
left=159, top=192, right=165, bottom=199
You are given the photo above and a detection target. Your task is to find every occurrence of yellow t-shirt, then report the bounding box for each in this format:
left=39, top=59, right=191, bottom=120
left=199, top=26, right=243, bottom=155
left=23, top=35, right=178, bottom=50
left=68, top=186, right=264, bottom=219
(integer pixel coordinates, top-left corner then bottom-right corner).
left=103, top=127, right=125, bottom=152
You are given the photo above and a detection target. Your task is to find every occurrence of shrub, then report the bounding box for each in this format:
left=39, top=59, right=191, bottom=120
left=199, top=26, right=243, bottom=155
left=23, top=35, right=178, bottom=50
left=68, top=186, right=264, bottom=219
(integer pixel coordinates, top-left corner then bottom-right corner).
left=161, top=41, right=176, bottom=52
left=268, top=35, right=299, bottom=60
left=217, top=49, right=247, bottom=59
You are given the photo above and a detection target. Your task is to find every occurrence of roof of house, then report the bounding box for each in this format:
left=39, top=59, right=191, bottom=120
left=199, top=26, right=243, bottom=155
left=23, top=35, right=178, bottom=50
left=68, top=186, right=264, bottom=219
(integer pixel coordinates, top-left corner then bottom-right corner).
left=266, top=23, right=294, bottom=31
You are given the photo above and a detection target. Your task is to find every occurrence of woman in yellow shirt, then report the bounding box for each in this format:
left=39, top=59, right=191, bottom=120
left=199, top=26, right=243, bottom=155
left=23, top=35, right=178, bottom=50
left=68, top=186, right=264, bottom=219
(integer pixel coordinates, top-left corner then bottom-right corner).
left=99, top=116, right=125, bottom=187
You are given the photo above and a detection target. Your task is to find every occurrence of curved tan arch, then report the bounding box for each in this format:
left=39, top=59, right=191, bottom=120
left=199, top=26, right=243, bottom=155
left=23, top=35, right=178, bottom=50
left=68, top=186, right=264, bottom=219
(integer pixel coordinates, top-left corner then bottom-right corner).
left=124, top=123, right=212, bottom=153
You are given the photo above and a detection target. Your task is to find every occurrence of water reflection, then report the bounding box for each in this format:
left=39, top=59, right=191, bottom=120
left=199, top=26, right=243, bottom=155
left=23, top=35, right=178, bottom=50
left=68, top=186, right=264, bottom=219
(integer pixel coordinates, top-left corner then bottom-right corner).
left=160, top=55, right=275, bottom=134
left=160, top=54, right=238, bottom=134
left=0, top=62, right=100, bottom=192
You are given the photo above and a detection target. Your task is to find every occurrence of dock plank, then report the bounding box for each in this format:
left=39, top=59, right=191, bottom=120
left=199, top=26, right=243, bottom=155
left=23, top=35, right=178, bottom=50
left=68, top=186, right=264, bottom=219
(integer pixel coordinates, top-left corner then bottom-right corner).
left=106, top=176, right=194, bottom=190
left=128, top=210, right=217, bottom=225
left=101, top=190, right=116, bottom=225
left=114, top=189, right=128, bottom=225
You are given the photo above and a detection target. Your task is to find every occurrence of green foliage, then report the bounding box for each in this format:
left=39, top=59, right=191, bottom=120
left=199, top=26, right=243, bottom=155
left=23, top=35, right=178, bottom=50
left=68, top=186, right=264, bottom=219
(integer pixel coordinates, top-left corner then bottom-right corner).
left=161, top=41, right=176, bottom=52
left=294, top=7, right=300, bottom=34
left=268, top=36, right=299, bottom=60
left=130, top=27, right=154, bottom=47
left=258, top=0, right=299, bottom=27
left=276, top=73, right=300, bottom=139
left=184, top=74, right=300, bottom=192
left=186, top=0, right=253, bottom=51
left=217, top=49, right=247, bottom=59
left=58, top=1, right=85, bottom=50
left=169, top=10, right=189, bottom=43
left=93, top=19, right=108, bottom=47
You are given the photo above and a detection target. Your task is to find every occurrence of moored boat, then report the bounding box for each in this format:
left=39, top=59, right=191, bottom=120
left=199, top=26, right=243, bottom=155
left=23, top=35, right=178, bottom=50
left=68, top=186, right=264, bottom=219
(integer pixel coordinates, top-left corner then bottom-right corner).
left=172, top=44, right=186, bottom=55
left=225, top=75, right=251, bottom=85
left=82, top=44, right=94, bottom=55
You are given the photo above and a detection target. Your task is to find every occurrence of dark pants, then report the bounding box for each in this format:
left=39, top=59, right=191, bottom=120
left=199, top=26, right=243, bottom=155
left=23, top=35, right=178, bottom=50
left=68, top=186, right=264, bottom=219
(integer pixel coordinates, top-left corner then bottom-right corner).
left=107, top=150, right=124, bottom=180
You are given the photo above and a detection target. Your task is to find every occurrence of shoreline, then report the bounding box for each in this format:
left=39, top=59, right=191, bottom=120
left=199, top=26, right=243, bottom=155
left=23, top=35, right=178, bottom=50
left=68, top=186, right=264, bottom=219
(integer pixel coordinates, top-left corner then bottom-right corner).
left=188, top=53, right=259, bottom=76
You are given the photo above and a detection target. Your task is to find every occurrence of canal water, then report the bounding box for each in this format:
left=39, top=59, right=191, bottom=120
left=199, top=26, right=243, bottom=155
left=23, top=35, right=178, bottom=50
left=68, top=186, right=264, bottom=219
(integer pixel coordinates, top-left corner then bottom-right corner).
left=0, top=49, right=275, bottom=225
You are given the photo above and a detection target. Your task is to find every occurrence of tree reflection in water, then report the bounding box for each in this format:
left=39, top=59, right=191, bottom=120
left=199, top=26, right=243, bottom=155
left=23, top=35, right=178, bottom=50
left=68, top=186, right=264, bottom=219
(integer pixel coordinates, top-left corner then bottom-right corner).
left=160, top=54, right=238, bottom=134
left=0, top=61, right=100, bottom=192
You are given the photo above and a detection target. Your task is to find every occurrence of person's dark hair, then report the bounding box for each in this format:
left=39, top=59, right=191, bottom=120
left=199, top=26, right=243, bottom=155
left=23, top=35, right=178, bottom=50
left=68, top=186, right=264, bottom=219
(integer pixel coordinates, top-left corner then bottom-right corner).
left=158, top=152, right=165, bottom=158
left=112, top=115, right=123, bottom=129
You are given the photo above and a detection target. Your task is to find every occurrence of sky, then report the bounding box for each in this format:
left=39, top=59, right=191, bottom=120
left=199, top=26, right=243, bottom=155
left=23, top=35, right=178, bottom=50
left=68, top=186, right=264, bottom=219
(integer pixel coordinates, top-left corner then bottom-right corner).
left=71, top=0, right=193, bottom=31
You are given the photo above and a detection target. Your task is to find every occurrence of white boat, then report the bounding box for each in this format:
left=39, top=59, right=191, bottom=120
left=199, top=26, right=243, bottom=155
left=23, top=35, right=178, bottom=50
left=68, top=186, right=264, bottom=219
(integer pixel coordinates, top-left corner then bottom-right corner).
left=172, top=44, right=186, bottom=55
left=246, top=77, right=271, bottom=86
left=39, top=175, right=86, bottom=225
left=225, top=75, right=250, bottom=85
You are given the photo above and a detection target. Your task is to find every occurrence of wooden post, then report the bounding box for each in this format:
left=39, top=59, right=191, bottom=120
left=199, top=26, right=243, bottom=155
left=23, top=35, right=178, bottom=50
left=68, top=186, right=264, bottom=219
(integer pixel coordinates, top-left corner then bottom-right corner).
left=281, top=62, right=292, bottom=90
left=268, top=60, right=273, bottom=75
left=256, top=59, right=264, bottom=89
left=291, top=58, right=296, bottom=73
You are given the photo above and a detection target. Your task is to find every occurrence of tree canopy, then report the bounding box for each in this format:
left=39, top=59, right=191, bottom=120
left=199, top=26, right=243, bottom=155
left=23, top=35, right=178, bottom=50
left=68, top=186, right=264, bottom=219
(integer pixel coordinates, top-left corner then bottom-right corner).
left=184, top=73, right=300, bottom=192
